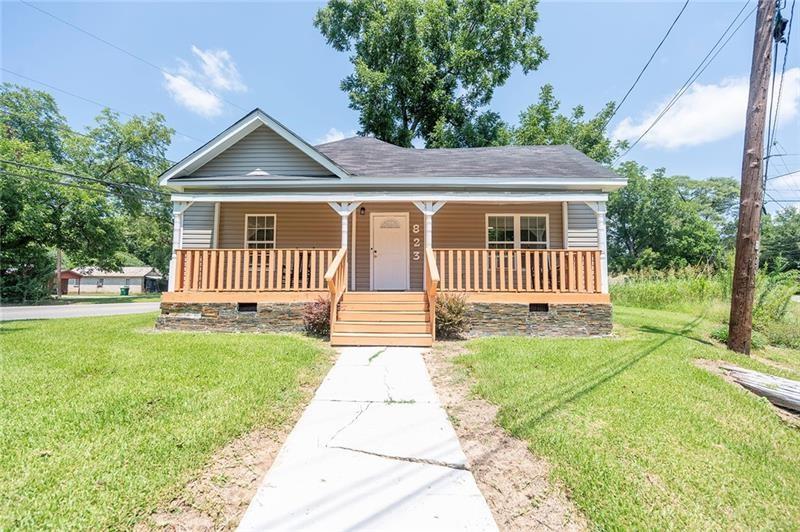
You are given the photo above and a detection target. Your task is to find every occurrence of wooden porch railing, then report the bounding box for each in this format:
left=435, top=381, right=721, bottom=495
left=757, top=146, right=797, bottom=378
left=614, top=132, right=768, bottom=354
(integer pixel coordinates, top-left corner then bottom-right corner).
left=424, top=247, right=440, bottom=340
left=174, top=248, right=339, bottom=292
left=324, top=248, right=348, bottom=327
left=433, top=248, right=602, bottom=293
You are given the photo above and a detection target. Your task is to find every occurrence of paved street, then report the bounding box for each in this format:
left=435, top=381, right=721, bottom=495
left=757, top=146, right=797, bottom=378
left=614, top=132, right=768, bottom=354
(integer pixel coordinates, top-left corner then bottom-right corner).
left=0, top=302, right=161, bottom=321
left=238, top=346, right=497, bottom=531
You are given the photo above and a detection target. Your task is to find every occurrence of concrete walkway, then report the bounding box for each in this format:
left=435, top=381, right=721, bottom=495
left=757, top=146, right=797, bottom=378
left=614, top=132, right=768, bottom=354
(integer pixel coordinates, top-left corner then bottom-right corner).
left=0, top=302, right=160, bottom=321
left=238, top=347, right=497, bottom=532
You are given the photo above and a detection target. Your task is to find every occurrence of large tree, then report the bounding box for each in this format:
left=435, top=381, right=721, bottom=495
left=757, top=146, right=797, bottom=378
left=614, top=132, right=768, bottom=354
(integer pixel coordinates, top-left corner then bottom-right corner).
left=761, top=207, right=800, bottom=271
left=607, top=162, right=723, bottom=272
left=0, top=84, right=174, bottom=300
left=315, top=0, right=547, bottom=147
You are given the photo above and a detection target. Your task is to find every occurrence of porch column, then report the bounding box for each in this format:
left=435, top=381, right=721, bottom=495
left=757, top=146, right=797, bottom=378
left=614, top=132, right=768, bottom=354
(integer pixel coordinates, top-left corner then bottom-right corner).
left=167, top=201, right=191, bottom=292
left=595, top=202, right=609, bottom=293
left=413, top=201, right=446, bottom=287
left=562, top=201, right=569, bottom=248
left=327, top=202, right=361, bottom=248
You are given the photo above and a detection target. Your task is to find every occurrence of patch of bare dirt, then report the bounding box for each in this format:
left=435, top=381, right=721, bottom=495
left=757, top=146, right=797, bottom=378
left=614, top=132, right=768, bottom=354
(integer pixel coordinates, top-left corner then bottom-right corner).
left=425, top=342, right=588, bottom=531
left=694, top=359, right=800, bottom=428
left=136, top=351, right=333, bottom=531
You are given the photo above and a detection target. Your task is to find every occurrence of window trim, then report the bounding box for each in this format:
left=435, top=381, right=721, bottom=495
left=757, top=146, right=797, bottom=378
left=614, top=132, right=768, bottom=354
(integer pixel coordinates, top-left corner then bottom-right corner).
left=485, top=213, right=550, bottom=249
left=243, top=214, right=277, bottom=249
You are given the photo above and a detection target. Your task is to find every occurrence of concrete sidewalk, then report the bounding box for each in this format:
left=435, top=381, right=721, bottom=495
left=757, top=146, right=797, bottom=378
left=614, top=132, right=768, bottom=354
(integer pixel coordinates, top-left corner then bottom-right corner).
left=238, top=346, right=497, bottom=531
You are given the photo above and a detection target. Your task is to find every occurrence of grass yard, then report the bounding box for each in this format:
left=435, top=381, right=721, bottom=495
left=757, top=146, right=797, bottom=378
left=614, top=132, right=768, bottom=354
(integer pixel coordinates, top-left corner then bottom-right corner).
left=0, top=313, right=330, bottom=530
left=59, top=293, right=162, bottom=304
left=459, top=307, right=800, bottom=530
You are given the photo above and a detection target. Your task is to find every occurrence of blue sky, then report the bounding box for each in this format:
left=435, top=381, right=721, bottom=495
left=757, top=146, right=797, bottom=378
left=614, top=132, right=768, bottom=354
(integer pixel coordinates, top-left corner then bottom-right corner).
left=2, top=1, right=798, bottom=208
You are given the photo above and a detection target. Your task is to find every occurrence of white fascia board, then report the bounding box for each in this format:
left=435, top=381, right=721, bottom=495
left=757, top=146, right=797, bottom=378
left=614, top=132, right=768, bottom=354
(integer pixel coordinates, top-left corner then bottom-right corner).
left=166, top=176, right=627, bottom=191
left=171, top=191, right=609, bottom=203
left=158, top=110, right=349, bottom=186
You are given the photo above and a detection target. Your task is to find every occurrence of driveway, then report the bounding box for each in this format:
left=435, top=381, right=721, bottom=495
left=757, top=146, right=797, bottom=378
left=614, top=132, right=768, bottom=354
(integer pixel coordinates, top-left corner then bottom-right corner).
left=0, top=302, right=161, bottom=321
left=238, top=346, right=497, bottom=531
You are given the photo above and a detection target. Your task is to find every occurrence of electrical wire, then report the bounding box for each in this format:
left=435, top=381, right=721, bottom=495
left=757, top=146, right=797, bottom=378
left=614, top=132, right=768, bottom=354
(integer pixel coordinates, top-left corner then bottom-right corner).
left=615, top=1, right=755, bottom=162
left=603, top=0, right=691, bottom=129
left=1, top=67, right=202, bottom=144
left=0, top=159, right=170, bottom=198
left=19, top=0, right=247, bottom=114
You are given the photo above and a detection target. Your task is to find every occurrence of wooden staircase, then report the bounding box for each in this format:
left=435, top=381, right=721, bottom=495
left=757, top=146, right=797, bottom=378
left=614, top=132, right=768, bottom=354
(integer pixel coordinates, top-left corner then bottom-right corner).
left=330, top=292, right=433, bottom=347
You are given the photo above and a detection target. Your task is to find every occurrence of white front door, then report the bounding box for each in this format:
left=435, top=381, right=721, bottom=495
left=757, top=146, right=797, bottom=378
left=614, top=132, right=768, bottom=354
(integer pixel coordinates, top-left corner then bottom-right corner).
left=371, top=213, right=409, bottom=290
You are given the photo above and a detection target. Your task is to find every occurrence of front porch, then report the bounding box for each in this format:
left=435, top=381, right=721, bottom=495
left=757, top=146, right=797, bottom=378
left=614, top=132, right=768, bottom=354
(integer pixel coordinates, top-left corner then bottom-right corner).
left=159, top=199, right=611, bottom=344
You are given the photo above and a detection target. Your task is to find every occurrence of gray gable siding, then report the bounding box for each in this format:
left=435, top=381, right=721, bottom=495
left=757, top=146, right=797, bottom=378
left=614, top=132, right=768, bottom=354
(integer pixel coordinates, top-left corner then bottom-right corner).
left=567, top=203, right=599, bottom=248
left=191, top=126, right=333, bottom=178
left=182, top=203, right=215, bottom=248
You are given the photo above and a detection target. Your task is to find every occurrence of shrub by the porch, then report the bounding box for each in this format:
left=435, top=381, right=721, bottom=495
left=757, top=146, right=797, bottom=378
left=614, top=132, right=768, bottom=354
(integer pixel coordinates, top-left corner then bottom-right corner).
left=435, top=293, right=469, bottom=339
left=303, top=296, right=330, bottom=337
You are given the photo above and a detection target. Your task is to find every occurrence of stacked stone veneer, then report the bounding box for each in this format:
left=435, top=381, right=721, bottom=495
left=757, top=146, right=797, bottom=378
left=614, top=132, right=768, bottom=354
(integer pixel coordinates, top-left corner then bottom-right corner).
left=156, top=301, right=611, bottom=338
left=464, top=303, right=612, bottom=337
left=156, top=302, right=306, bottom=333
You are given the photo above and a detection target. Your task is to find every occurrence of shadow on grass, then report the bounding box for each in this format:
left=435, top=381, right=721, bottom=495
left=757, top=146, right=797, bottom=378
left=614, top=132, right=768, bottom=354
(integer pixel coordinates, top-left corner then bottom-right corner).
left=637, top=324, right=715, bottom=346
left=500, top=316, right=703, bottom=433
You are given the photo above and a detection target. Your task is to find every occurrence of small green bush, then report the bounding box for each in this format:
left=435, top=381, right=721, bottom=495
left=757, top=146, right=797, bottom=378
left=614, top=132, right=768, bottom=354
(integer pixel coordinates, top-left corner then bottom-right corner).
left=302, top=296, right=330, bottom=337
left=435, top=292, right=469, bottom=339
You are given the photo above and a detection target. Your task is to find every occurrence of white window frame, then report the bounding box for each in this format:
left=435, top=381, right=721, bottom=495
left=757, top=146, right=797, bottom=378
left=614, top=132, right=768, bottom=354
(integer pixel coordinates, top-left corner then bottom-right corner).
left=485, top=213, right=550, bottom=249
left=243, top=214, right=277, bottom=249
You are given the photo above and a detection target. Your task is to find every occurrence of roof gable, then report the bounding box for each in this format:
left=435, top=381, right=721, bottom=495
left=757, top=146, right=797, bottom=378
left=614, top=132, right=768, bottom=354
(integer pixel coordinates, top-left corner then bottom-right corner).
left=159, top=109, right=348, bottom=185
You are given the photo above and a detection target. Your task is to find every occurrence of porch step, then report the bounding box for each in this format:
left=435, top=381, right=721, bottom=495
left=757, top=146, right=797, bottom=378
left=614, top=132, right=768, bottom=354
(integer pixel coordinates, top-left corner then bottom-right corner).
left=342, top=291, right=425, bottom=302
left=330, top=332, right=433, bottom=347
left=334, top=321, right=431, bottom=334
left=339, top=301, right=427, bottom=312
left=337, top=310, right=429, bottom=322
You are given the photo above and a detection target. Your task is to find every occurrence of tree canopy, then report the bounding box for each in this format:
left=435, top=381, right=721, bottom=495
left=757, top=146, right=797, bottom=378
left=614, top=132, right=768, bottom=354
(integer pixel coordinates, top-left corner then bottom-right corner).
left=761, top=207, right=800, bottom=271
left=0, top=84, right=173, bottom=302
left=315, top=0, right=547, bottom=147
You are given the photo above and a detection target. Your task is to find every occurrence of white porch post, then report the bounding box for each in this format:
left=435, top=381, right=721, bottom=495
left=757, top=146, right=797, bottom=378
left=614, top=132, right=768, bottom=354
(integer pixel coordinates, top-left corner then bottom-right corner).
left=328, top=202, right=361, bottom=248
left=595, top=202, right=609, bottom=293
left=167, top=201, right=191, bottom=292
left=212, top=202, right=220, bottom=248
left=413, top=201, right=446, bottom=287
left=562, top=201, right=569, bottom=249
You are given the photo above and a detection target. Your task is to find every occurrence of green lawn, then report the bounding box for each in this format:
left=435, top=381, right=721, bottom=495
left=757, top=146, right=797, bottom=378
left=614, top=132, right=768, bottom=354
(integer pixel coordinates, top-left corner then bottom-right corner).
left=0, top=314, right=330, bottom=530
left=459, top=307, right=800, bottom=530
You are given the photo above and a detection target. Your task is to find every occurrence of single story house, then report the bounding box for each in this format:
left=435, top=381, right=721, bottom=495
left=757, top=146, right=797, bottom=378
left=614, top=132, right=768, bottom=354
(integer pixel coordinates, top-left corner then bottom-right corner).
left=52, top=269, right=82, bottom=295
left=157, top=109, right=626, bottom=346
left=69, top=266, right=163, bottom=294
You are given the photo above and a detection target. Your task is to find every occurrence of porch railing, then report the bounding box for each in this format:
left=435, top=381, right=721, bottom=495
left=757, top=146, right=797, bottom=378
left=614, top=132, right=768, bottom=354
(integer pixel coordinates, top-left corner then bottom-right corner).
left=424, top=247, right=440, bottom=340
left=174, top=248, right=339, bottom=292
left=433, top=248, right=602, bottom=293
left=324, top=248, right=348, bottom=326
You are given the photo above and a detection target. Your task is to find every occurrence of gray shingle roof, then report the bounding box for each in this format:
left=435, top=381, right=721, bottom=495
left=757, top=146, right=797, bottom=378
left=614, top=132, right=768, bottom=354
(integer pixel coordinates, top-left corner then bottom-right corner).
left=314, top=136, right=619, bottom=179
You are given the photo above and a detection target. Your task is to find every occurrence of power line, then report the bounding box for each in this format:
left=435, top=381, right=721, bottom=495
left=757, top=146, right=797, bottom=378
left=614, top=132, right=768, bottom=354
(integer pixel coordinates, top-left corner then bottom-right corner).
left=0, top=169, right=168, bottom=206
left=19, top=0, right=247, bottom=114
left=0, top=159, right=170, bottom=198
left=615, top=1, right=755, bottom=162
left=763, top=0, right=795, bottom=183
left=603, top=0, right=690, bottom=129
left=765, top=168, right=800, bottom=181
left=1, top=67, right=201, bottom=144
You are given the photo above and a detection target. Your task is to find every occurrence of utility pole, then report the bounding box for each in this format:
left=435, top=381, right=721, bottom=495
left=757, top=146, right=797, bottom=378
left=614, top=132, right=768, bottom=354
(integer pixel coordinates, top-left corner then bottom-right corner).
left=728, top=0, right=777, bottom=354
left=56, top=248, right=63, bottom=299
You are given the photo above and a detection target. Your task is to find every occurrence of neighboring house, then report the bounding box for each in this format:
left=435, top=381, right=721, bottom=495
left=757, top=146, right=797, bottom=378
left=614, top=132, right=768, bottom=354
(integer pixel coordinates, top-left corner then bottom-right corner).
left=69, top=266, right=163, bottom=294
left=52, top=270, right=82, bottom=295
left=157, top=109, right=627, bottom=346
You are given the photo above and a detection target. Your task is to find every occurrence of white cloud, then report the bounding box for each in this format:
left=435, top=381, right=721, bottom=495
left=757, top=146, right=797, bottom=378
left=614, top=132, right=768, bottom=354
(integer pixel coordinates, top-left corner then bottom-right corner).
left=613, top=67, right=800, bottom=150
left=163, top=73, right=222, bottom=118
left=163, top=46, right=247, bottom=117
left=317, top=127, right=354, bottom=144
left=190, top=45, right=246, bottom=92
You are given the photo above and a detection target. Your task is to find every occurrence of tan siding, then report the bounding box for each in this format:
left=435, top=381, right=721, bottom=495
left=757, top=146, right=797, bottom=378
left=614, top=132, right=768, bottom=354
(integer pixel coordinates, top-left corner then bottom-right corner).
left=432, top=203, right=564, bottom=249
left=354, top=203, right=424, bottom=292
left=218, top=203, right=341, bottom=249
left=191, top=126, right=332, bottom=177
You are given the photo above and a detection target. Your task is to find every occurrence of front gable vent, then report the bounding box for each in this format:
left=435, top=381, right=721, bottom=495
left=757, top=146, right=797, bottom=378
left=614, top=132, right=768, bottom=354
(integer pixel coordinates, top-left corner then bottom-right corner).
left=246, top=168, right=271, bottom=176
